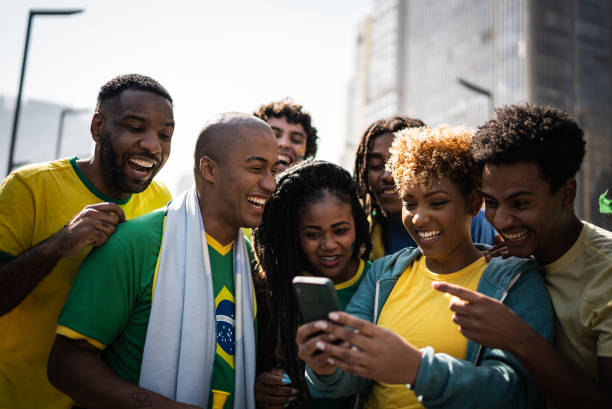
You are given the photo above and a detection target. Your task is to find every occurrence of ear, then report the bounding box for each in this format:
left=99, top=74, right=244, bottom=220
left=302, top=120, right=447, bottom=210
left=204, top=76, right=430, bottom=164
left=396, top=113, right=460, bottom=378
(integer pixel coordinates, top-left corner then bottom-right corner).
left=199, top=155, right=217, bottom=184
left=561, top=178, right=577, bottom=209
left=466, top=190, right=483, bottom=216
left=90, top=112, right=104, bottom=142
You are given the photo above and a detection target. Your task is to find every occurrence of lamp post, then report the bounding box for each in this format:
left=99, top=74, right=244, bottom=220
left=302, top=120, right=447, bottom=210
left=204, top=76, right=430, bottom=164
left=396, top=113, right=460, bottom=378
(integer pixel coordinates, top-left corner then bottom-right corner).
left=6, top=8, right=84, bottom=175
left=56, top=108, right=90, bottom=158
left=457, top=77, right=494, bottom=120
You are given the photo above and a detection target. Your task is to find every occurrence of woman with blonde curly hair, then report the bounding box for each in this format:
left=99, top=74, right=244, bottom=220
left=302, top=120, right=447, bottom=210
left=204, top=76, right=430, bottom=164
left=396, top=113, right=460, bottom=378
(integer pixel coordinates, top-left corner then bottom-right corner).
left=296, top=125, right=554, bottom=409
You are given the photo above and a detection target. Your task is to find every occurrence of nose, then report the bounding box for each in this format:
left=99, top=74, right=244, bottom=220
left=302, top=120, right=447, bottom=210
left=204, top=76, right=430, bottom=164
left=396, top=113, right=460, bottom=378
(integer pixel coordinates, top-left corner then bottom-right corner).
left=411, top=209, right=429, bottom=227
left=260, top=169, right=276, bottom=194
left=139, top=131, right=162, bottom=155
left=491, top=205, right=513, bottom=231
left=381, top=170, right=394, bottom=184
left=277, top=133, right=290, bottom=150
left=321, top=234, right=338, bottom=251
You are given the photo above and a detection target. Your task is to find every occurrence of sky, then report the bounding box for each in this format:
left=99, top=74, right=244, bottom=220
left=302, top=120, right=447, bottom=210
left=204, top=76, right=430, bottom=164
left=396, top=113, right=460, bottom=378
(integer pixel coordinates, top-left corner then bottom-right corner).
left=0, top=0, right=371, bottom=194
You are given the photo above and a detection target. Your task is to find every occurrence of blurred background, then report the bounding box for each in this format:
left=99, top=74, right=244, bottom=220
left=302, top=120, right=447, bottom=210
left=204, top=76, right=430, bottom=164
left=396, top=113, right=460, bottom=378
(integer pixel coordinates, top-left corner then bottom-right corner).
left=1, top=0, right=611, bottom=229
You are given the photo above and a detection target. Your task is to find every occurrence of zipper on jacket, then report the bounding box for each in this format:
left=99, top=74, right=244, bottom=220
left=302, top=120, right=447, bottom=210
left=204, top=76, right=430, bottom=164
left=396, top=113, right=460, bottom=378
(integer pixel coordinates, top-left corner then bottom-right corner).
left=473, top=272, right=523, bottom=364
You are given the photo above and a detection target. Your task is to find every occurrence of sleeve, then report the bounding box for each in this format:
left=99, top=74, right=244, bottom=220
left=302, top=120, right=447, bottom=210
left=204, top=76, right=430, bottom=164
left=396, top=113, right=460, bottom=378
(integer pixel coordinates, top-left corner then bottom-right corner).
left=470, top=209, right=497, bottom=245
left=584, top=262, right=612, bottom=357
left=413, top=262, right=554, bottom=409
left=306, top=258, right=385, bottom=399
left=57, top=230, right=139, bottom=349
left=0, top=173, right=35, bottom=259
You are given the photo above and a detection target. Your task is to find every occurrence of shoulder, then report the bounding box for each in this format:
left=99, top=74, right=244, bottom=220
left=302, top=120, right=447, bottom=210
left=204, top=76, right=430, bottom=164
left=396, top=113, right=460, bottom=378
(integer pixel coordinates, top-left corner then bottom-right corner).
left=1, top=158, right=73, bottom=189
left=370, top=246, right=421, bottom=279
left=582, top=221, right=612, bottom=265
left=115, top=208, right=166, bottom=239
left=136, top=180, right=172, bottom=204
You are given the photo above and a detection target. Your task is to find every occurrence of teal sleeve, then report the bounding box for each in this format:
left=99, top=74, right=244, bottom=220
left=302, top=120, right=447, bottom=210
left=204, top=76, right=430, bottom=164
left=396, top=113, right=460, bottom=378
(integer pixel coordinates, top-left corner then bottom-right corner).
left=58, top=228, right=138, bottom=347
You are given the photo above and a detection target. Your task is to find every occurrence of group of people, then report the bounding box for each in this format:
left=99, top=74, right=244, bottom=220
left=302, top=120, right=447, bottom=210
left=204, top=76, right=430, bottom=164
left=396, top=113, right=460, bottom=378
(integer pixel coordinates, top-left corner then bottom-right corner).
left=0, top=73, right=609, bottom=409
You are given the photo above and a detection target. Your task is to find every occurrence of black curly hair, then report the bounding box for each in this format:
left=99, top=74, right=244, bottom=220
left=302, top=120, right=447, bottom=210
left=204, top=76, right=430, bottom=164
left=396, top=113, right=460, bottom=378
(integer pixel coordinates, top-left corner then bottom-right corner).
left=472, top=104, right=586, bottom=192
left=96, top=73, right=172, bottom=111
left=254, top=99, right=318, bottom=159
left=353, top=115, right=425, bottom=225
left=252, top=160, right=371, bottom=408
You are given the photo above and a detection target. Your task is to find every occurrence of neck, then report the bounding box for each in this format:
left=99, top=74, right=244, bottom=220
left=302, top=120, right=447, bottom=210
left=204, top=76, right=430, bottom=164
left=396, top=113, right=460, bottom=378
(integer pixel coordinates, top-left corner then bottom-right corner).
left=534, top=212, right=583, bottom=265
left=425, top=238, right=483, bottom=275
left=78, top=155, right=130, bottom=200
left=197, top=190, right=238, bottom=246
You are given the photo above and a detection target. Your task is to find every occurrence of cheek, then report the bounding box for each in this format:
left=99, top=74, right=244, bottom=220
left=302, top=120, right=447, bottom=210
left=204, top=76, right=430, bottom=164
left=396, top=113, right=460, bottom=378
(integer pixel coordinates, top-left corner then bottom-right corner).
left=295, top=143, right=306, bottom=158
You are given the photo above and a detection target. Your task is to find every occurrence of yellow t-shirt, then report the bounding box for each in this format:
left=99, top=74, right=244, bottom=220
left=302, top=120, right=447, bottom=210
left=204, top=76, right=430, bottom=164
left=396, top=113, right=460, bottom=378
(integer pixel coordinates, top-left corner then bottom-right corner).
left=544, top=221, right=612, bottom=381
left=364, top=255, right=488, bottom=409
left=0, top=157, right=172, bottom=409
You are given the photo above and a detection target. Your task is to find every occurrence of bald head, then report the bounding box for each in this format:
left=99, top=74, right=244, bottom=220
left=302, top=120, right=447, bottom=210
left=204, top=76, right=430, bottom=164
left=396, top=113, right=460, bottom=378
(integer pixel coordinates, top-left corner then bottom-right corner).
left=194, top=112, right=275, bottom=182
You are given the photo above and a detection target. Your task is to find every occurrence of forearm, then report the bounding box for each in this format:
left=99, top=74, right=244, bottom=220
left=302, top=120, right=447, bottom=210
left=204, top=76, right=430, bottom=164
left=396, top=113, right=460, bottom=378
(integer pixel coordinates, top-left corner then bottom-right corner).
left=512, top=322, right=612, bottom=409
left=0, top=231, right=66, bottom=315
left=48, top=336, right=195, bottom=409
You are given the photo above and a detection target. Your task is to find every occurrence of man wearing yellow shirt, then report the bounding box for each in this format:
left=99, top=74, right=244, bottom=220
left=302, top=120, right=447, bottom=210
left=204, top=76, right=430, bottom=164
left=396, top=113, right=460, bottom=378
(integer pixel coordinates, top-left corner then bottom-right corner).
left=436, top=104, right=612, bottom=408
left=0, top=73, right=175, bottom=409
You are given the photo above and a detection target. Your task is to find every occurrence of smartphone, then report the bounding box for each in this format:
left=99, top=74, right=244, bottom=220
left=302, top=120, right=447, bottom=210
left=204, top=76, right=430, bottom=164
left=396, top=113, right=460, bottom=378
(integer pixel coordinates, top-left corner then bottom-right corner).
left=292, top=276, right=341, bottom=323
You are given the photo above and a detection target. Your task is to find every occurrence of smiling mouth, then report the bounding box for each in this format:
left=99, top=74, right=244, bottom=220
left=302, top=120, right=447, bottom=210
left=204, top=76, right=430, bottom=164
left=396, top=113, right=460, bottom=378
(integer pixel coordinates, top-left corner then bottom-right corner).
left=501, top=230, right=529, bottom=243
left=126, top=157, right=157, bottom=180
left=247, top=194, right=267, bottom=208
left=278, top=153, right=293, bottom=166
left=416, top=230, right=442, bottom=243
left=319, top=255, right=341, bottom=267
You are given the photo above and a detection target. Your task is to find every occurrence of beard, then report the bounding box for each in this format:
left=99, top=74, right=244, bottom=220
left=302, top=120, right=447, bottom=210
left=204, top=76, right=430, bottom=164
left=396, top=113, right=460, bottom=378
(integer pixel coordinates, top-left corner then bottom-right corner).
left=99, top=132, right=158, bottom=194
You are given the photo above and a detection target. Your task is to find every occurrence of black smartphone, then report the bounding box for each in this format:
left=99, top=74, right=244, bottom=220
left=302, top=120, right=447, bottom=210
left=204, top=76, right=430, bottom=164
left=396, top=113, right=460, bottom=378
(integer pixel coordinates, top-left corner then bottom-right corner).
left=292, top=276, right=341, bottom=323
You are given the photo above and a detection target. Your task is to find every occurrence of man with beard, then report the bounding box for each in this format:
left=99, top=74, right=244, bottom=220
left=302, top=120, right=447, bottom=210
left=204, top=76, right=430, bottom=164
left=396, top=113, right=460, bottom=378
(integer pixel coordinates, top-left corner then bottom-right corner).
left=48, top=113, right=277, bottom=409
left=0, top=73, right=174, bottom=409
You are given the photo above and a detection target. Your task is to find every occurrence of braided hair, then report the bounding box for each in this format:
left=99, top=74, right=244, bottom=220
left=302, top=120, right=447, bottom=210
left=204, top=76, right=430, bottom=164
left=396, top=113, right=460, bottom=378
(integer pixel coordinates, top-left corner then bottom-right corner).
left=253, top=160, right=371, bottom=408
left=353, top=115, right=425, bottom=227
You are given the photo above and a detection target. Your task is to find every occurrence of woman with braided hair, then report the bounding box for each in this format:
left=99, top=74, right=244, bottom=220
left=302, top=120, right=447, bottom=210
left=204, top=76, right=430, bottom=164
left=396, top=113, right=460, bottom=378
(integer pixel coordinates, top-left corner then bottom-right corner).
left=354, top=115, right=497, bottom=260
left=252, top=160, right=372, bottom=409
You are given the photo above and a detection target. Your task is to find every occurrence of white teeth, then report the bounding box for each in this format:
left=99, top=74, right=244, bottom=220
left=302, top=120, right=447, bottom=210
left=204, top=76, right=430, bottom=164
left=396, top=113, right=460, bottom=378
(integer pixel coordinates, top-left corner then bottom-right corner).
left=247, top=195, right=266, bottom=206
left=320, top=256, right=338, bottom=262
left=129, top=158, right=154, bottom=168
left=278, top=154, right=292, bottom=164
left=383, top=189, right=396, bottom=195
left=503, top=231, right=528, bottom=241
left=417, top=230, right=441, bottom=239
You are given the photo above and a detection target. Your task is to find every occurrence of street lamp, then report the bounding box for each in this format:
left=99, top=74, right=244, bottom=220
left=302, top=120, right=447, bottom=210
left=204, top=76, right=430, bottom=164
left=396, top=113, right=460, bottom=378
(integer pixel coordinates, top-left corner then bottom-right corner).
left=6, top=8, right=84, bottom=175
left=457, top=77, right=494, bottom=120
left=56, top=108, right=90, bottom=158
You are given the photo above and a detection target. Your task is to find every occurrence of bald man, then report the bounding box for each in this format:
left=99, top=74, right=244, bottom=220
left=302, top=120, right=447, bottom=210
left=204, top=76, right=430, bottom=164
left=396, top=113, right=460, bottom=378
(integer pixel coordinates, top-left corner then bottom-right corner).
left=48, top=113, right=278, bottom=409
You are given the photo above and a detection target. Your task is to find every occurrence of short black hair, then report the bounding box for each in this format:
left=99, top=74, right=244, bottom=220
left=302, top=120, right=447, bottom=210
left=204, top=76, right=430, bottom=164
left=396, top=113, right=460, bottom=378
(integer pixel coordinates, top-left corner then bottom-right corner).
left=253, top=160, right=371, bottom=408
left=254, top=99, right=318, bottom=158
left=96, top=73, right=172, bottom=111
left=353, top=115, right=426, bottom=224
left=472, top=104, right=586, bottom=192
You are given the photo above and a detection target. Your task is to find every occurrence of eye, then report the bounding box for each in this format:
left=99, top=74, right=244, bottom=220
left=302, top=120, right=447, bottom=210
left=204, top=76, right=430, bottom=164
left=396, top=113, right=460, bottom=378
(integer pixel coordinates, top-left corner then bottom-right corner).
left=291, top=137, right=305, bottom=145
left=484, top=199, right=498, bottom=208
left=403, top=202, right=416, bottom=210
left=159, top=133, right=172, bottom=141
left=127, top=125, right=143, bottom=133
left=430, top=200, right=449, bottom=208
left=369, top=163, right=385, bottom=171
left=334, top=228, right=349, bottom=235
left=305, top=232, right=320, bottom=239
left=513, top=200, right=530, bottom=209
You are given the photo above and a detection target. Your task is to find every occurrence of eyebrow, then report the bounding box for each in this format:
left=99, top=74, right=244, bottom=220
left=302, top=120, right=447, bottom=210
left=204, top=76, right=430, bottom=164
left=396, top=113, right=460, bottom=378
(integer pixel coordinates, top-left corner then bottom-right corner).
left=121, top=115, right=175, bottom=127
left=366, top=152, right=385, bottom=160
left=245, top=156, right=268, bottom=163
left=302, top=221, right=350, bottom=230
left=271, top=126, right=306, bottom=137
left=481, top=190, right=534, bottom=200
left=404, top=189, right=448, bottom=199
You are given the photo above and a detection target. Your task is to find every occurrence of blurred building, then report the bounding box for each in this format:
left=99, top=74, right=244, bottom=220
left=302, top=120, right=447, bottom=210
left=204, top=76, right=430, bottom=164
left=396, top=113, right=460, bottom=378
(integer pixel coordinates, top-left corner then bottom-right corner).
left=0, top=96, right=92, bottom=178
left=344, top=0, right=612, bottom=229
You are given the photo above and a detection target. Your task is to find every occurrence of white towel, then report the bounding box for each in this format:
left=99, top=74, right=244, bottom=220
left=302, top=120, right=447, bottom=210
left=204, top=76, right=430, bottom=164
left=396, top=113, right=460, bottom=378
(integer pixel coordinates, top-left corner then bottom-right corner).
left=139, top=186, right=256, bottom=409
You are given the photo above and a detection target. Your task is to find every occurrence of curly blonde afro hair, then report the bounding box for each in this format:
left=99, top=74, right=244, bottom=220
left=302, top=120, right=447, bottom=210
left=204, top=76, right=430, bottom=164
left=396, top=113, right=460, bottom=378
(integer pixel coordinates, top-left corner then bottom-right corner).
left=387, top=124, right=479, bottom=198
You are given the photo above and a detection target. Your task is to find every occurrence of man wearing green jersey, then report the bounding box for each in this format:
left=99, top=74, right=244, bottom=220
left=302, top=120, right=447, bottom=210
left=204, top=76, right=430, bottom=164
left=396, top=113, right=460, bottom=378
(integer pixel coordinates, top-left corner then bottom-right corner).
left=48, top=113, right=278, bottom=409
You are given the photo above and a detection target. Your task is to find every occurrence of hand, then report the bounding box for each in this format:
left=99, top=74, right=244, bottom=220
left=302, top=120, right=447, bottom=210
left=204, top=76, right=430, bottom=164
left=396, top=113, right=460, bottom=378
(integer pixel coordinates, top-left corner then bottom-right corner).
left=483, top=236, right=511, bottom=261
left=431, top=281, right=526, bottom=352
left=54, top=202, right=126, bottom=257
left=307, top=312, right=422, bottom=385
left=296, top=321, right=339, bottom=376
left=254, top=369, right=298, bottom=409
